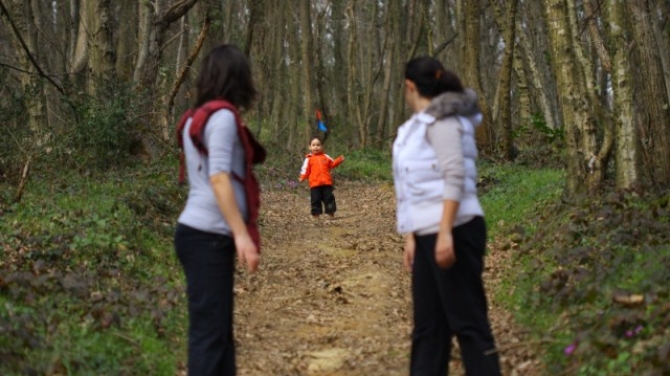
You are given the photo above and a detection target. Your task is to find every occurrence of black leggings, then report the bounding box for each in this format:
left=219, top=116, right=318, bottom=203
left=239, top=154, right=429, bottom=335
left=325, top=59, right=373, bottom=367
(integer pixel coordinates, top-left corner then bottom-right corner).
left=174, top=223, right=236, bottom=376
left=410, top=217, right=501, bottom=376
left=310, top=185, right=336, bottom=215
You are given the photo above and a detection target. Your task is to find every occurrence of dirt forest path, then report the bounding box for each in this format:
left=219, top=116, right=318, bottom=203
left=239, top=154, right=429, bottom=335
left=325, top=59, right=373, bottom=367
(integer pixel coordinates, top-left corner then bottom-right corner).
left=232, top=181, right=542, bottom=376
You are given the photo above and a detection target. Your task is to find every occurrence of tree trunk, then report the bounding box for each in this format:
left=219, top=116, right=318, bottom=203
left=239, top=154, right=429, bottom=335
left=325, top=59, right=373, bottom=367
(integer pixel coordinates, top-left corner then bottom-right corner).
left=375, top=4, right=395, bottom=148
left=7, top=0, right=46, bottom=135
left=288, top=3, right=302, bottom=151
left=628, top=0, right=670, bottom=188
left=346, top=0, right=361, bottom=147
left=199, top=0, right=224, bottom=51
left=299, top=0, right=315, bottom=143
left=518, top=0, right=560, bottom=131
left=84, top=0, right=116, bottom=93
left=607, top=0, right=639, bottom=188
left=68, top=0, right=89, bottom=86
left=491, top=0, right=519, bottom=160
left=114, top=1, right=136, bottom=81
left=544, top=0, right=598, bottom=194
left=391, top=0, right=407, bottom=138
left=569, top=0, right=614, bottom=189
left=313, top=8, right=331, bottom=141
left=267, top=0, right=287, bottom=141
left=133, top=0, right=200, bottom=154
left=462, top=0, right=494, bottom=155
left=650, top=1, right=670, bottom=102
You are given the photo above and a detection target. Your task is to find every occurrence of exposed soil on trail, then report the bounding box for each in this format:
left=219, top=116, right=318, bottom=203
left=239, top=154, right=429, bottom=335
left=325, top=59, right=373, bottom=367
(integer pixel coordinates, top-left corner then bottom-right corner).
left=232, top=181, right=543, bottom=376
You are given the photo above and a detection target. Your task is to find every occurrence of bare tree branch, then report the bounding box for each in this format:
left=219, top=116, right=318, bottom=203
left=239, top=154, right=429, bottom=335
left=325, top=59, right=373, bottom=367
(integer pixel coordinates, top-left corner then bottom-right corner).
left=168, top=17, right=210, bottom=112
left=0, top=61, right=34, bottom=75
left=0, top=0, right=66, bottom=95
left=433, top=33, right=459, bottom=57
left=157, top=0, right=200, bottom=30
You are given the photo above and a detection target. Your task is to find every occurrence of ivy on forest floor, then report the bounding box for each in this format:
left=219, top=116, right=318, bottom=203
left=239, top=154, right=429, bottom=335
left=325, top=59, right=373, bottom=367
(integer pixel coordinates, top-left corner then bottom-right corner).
left=0, top=169, right=187, bottom=375
left=509, top=186, right=670, bottom=375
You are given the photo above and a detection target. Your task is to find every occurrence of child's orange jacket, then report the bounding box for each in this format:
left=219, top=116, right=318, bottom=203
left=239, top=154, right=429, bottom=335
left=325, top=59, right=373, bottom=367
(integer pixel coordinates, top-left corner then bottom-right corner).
left=299, top=153, right=344, bottom=188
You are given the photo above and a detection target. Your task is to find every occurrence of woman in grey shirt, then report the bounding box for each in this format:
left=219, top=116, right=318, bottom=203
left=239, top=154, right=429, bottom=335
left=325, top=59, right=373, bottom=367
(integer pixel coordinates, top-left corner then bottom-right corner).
left=174, top=44, right=261, bottom=376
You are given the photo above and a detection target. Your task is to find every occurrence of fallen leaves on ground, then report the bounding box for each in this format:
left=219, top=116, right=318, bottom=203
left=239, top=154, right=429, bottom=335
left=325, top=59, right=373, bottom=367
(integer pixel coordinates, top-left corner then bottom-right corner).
left=233, top=181, right=543, bottom=376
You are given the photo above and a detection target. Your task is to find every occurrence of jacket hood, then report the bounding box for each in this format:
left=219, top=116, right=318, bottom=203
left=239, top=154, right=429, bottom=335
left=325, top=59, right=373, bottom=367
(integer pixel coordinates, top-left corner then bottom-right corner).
left=424, top=88, right=481, bottom=123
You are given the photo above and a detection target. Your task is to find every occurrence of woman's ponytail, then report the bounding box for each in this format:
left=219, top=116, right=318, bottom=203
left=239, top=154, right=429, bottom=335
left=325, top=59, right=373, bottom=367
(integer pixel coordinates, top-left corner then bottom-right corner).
left=405, top=57, right=464, bottom=98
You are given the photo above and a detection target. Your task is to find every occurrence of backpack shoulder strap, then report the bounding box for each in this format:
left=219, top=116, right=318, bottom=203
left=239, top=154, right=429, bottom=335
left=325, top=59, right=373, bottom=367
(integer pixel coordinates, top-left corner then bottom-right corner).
left=176, top=108, right=195, bottom=148
left=176, top=108, right=195, bottom=184
left=188, top=100, right=239, bottom=155
left=176, top=100, right=238, bottom=184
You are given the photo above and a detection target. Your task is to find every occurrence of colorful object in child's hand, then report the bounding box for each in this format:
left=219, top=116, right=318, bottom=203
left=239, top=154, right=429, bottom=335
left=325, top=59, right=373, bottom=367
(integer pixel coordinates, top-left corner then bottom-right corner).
left=316, top=109, right=328, bottom=132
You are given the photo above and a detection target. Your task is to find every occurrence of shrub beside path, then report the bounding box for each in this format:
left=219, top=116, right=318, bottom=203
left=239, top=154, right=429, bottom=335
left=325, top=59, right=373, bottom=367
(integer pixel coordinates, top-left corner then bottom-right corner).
left=229, top=181, right=543, bottom=375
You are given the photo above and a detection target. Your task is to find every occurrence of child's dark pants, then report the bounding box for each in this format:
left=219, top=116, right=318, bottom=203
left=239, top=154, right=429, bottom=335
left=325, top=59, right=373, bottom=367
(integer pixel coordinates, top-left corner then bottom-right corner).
left=310, top=185, right=336, bottom=215
left=410, top=217, right=501, bottom=376
left=174, top=223, right=236, bottom=376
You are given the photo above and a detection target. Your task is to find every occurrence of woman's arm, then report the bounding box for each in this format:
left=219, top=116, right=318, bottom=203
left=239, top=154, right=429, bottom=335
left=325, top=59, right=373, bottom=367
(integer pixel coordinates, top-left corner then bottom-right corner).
left=403, top=233, right=416, bottom=272
left=427, top=117, right=465, bottom=268
left=205, top=110, right=260, bottom=272
left=435, top=200, right=459, bottom=268
left=210, top=172, right=259, bottom=273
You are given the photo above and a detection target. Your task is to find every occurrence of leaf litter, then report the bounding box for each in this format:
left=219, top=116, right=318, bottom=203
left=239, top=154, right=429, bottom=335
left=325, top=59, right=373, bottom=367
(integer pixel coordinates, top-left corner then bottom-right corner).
left=232, top=181, right=543, bottom=375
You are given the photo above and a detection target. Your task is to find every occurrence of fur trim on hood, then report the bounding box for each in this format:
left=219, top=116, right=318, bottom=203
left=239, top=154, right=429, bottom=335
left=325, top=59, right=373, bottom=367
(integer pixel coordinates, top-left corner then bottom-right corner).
left=424, top=88, right=481, bottom=120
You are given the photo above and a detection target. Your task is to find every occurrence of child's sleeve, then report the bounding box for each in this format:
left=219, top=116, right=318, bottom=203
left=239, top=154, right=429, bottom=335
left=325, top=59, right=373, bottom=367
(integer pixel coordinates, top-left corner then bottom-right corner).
left=331, top=155, right=344, bottom=169
left=299, top=157, right=311, bottom=181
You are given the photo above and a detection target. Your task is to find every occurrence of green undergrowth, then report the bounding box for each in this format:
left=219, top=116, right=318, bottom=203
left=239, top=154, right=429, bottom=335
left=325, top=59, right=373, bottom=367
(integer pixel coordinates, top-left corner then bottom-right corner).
left=333, top=149, right=392, bottom=181
left=497, top=182, right=670, bottom=374
left=478, top=162, right=564, bottom=238
left=0, top=163, right=187, bottom=375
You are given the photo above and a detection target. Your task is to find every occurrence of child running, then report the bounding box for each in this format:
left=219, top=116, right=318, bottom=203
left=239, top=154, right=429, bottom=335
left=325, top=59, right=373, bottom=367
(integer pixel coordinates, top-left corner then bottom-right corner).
left=299, top=136, right=345, bottom=218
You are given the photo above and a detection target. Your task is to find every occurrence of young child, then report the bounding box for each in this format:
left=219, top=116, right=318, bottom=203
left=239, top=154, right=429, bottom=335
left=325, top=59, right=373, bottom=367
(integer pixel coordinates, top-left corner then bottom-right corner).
left=299, top=136, right=345, bottom=218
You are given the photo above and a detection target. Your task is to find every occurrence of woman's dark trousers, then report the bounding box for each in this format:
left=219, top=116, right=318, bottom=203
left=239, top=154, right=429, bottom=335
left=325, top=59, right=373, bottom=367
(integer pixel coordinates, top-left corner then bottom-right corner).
left=410, top=217, right=501, bottom=376
left=175, top=224, right=236, bottom=376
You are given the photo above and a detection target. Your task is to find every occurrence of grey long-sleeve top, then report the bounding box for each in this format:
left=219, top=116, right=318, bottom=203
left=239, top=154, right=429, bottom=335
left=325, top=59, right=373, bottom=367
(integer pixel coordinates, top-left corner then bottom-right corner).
left=178, top=109, right=247, bottom=235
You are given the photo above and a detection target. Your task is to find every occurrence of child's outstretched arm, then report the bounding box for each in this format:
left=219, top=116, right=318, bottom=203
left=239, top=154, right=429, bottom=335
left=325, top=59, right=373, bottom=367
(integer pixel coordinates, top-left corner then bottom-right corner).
left=299, top=157, right=311, bottom=182
left=331, top=155, right=345, bottom=169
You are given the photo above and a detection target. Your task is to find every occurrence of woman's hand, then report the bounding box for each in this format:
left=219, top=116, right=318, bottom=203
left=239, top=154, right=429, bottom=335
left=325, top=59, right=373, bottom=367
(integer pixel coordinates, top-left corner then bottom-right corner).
left=235, top=233, right=260, bottom=273
left=210, top=172, right=260, bottom=273
left=435, top=231, right=456, bottom=269
left=403, top=234, right=415, bottom=272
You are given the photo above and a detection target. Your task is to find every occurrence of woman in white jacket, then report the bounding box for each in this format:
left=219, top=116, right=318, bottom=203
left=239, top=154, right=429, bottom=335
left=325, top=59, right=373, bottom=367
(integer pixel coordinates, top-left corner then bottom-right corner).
left=394, top=56, right=501, bottom=376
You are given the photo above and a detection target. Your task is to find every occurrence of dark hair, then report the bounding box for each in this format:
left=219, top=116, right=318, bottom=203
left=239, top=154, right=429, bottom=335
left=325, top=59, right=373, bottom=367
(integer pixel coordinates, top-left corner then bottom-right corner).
left=195, top=44, right=256, bottom=109
left=310, top=135, right=324, bottom=144
left=404, top=56, right=464, bottom=98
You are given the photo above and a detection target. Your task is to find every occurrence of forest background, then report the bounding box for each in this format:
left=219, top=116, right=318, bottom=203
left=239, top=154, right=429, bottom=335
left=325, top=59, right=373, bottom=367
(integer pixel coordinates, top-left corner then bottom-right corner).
left=1, top=0, right=669, bottom=375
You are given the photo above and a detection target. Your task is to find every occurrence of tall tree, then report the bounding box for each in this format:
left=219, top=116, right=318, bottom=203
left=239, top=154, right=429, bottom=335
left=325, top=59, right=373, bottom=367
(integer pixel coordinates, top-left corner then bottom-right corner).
left=490, top=0, right=519, bottom=160
left=84, top=0, right=115, bottom=92
left=605, top=0, right=638, bottom=188
left=544, top=0, right=610, bottom=193
left=628, top=0, right=670, bottom=188
left=3, top=0, right=46, bottom=136
left=461, top=0, right=494, bottom=155
left=300, top=0, right=315, bottom=142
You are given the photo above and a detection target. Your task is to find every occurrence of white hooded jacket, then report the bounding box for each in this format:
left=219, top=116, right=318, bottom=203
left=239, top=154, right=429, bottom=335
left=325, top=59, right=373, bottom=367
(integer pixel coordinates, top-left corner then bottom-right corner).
left=392, top=89, right=484, bottom=235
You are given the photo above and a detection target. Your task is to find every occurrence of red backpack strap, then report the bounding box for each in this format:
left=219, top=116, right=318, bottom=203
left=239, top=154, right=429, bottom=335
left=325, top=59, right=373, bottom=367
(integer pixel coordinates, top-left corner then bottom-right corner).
left=176, top=109, right=195, bottom=184
left=188, top=100, right=231, bottom=155
left=176, top=100, right=232, bottom=184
